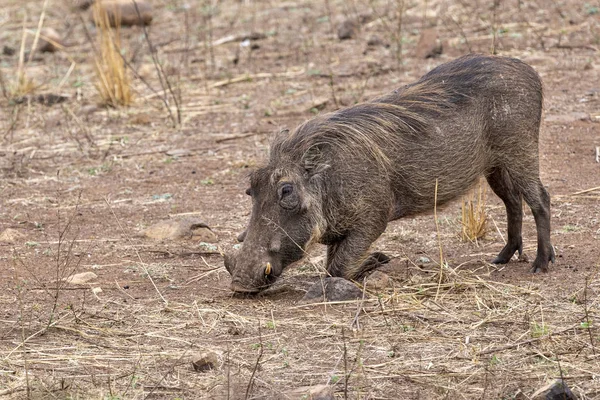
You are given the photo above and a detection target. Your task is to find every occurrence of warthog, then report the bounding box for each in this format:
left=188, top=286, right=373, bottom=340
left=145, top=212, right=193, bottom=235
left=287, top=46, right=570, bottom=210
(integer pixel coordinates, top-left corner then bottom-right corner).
left=225, top=54, right=554, bottom=293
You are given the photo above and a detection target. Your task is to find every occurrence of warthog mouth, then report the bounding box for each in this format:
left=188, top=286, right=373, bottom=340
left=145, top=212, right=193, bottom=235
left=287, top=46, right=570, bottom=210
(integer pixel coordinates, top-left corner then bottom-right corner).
left=230, top=280, right=265, bottom=294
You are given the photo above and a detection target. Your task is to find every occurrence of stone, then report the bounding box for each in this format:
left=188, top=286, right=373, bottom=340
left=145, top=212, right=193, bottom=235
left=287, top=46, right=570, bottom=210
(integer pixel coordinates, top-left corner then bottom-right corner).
left=364, top=270, right=390, bottom=290
left=192, top=351, right=218, bottom=372
left=415, top=28, right=443, bottom=59
left=142, top=218, right=217, bottom=242
left=337, top=19, right=358, bottom=40
left=301, top=277, right=364, bottom=303
left=65, top=272, right=98, bottom=285
left=3, top=45, right=15, bottom=56
left=0, top=229, right=25, bottom=243
left=74, top=0, right=95, bottom=10
left=93, top=0, right=153, bottom=27
left=285, top=385, right=334, bottom=400
left=36, top=93, right=70, bottom=106
left=531, top=379, right=576, bottom=400
left=38, top=28, right=62, bottom=53
left=417, top=256, right=431, bottom=265
left=367, top=35, right=384, bottom=47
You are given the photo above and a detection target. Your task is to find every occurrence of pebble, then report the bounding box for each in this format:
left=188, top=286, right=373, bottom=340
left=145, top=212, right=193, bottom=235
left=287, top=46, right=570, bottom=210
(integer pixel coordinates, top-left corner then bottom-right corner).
left=301, top=277, right=364, bottom=303
left=192, top=351, right=218, bottom=372
left=142, top=218, right=217, bottom=242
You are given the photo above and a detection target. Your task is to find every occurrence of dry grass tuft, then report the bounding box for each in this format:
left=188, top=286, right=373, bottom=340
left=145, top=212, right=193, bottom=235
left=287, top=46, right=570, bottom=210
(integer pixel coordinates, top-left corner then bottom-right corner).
left=461, top=180, right=488, bottom=243
left=92, top=2, right=132, bottom=107
left=7, top=15, right=38, bottom=99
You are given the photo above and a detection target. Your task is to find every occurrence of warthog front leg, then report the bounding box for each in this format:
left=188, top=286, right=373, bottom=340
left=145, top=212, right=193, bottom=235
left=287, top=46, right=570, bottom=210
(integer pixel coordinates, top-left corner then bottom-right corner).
left=325, top=228, right=388, bottom=281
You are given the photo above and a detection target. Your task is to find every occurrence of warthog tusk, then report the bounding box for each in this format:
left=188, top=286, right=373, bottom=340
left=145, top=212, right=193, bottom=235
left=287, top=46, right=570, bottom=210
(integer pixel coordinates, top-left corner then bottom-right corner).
left=265, top=262, right=272, bottom=275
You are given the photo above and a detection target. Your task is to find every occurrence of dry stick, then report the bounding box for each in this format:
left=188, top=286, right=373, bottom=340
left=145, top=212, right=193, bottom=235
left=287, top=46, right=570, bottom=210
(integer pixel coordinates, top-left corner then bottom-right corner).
left=143, top=350, right=191, bottom=399
left=490, top=0, right=499, bottom=54
left=16, top=13, right=28, bottom=94
left=554, top=352, right=568, bottom=393
left=13, top=261, right=31, bottom=398
left=4, top=310, right=70, bottom=360
left=478, top=324, right=578, bottom=355
left=395, top=0, right=405, bottom=67
left=103, top=197, right=168, bottom=305
left=0, top=68, right=9, bottom=99
left=245, top=322, right=264, bottom=399
left=570, top=186, right=600, bottom=196
left=350, top=279, right=368, bottom=330
left=214, top=131, right=269, bottom=143
left=132, top=0, right=181, bottom=126
left=446, top=15, right=472, bottom=53
left=342, top=327, right=349, bottom=400
left=583, top=276, right=596, bottom=356
left=0, top=387, right=26, bottom=397
left=3, top=103, right=21, bottom=141
left=328, top=72, right=339, bottom=108
left=434, top=179, right=444, bottom=301
left=227, top=344, right=231, bottom=400
left=46, top=191, right=85, bottom=331
left=27, top=0, right=49, bottom=64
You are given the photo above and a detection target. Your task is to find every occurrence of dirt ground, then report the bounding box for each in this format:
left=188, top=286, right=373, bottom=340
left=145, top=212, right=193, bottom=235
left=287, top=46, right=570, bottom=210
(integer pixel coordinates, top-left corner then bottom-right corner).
left=1, top=0, right=599, bottom=399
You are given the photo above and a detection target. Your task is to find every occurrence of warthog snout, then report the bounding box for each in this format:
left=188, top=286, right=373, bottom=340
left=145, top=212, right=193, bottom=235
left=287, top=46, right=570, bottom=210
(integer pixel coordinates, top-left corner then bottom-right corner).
left=224, top=250, right=279, bottom=293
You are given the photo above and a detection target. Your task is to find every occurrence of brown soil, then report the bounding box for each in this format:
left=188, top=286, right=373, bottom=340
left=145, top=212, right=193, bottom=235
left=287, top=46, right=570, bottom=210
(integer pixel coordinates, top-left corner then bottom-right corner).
left=1, top=0, right=599, bottom=399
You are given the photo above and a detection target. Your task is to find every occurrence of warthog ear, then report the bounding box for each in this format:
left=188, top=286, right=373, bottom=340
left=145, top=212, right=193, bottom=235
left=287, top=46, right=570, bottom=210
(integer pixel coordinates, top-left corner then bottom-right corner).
left=302, top=144, right=329, bottom=176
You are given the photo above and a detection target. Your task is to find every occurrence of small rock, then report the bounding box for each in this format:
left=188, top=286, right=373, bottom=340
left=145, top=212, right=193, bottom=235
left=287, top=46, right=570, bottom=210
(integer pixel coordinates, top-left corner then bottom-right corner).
left=3, top=45, right=15, bottom=56
left=36, top=93, right=70, bottom=106
left=165, top=149, right=191, bottom=157
left=367, top=35, right=384, bottom=47
left=0, top=228, right=25, bottom=243
left=80, top=104, right=100, bottom=115
left=531, top=379, right=576, bottom=400
left=74, top=0, right=95, bottom=10
left=38, top=27, right=62, bottom=53
left=142, top=218, right=217, bottom=243
left=545, top=112, right=590, bottom=124
left=417, top=256, right=431, bottom=264
left=192, top=351, right=218, bottom=372
left=65, top=272, right=98, bottom=285
left=337, top=19, right=358, bottom=40
left=243, top=32, right=267, bottom=41
left=14, top=94, right=69, bottom=106
left=92, top=287, right=103, bottom=295
left=285, top=385, right=334, bottom=400
left=301, top=277, right=364, bottom=303
left=364, top=271, right=390, bottom=290
left=93, top=0, right=153, bottom=27
left=415, top=28, right=443, bottom=59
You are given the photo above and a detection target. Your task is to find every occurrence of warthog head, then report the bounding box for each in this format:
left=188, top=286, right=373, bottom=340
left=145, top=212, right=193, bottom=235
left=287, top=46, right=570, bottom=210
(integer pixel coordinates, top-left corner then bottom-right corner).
left=224, top=126, right=330, bottom=293
left=224, top=162, right=325, bottom=293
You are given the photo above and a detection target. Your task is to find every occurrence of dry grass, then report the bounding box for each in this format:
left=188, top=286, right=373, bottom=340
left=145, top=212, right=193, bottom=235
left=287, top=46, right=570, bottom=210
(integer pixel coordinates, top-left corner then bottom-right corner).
left=2, top=257, right=600, bottom=399
left=92, top=1, right=132, bottom=107
left=8, top=15, right=37, bottom=99
left=461, top=180, right=488, bottom=244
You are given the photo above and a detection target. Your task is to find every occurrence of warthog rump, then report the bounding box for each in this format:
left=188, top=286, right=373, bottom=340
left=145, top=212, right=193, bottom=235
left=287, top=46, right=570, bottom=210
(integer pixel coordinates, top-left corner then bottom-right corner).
left=225, top=54, right=555, bottom=293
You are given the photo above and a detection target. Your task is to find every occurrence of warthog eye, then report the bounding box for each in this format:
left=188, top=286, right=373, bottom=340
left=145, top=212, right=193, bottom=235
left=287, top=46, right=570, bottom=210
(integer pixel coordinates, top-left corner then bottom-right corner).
left=278, top=182, right=299, bottom=210
left=245, top=188, right=252, bottom=196
left=281, top=183, right=293, bottom=197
